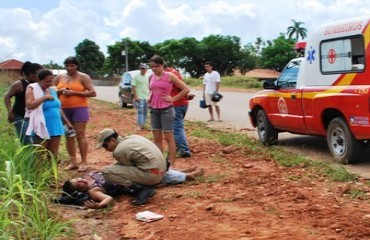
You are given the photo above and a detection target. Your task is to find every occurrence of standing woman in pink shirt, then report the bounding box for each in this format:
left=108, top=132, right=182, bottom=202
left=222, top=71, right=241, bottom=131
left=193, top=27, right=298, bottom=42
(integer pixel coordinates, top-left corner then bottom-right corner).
left=149, top=55, right=190, bottom=168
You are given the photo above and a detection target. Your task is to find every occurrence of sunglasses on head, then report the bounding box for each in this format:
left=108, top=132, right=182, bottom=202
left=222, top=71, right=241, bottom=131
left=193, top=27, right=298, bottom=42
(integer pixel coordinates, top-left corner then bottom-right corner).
left=102, top=141, right=109, bottom=148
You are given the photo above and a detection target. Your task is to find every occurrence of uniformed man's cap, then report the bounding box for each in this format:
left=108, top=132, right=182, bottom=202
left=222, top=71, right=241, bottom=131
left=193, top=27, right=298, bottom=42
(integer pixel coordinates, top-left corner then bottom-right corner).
left=95, top=128, right=116, bottom=149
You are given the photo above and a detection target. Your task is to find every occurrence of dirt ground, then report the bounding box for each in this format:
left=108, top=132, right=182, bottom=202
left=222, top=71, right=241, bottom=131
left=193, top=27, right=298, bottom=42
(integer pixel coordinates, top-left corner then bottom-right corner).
left=55, top=100, right=370, bottom=240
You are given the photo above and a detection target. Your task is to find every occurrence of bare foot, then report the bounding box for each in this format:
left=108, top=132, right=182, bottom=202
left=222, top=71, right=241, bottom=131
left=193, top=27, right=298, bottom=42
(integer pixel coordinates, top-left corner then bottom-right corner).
left=77, top=164, right=89, bottom=172
left=178, top=166, right=197, bottom=173
left=64, top=164, right=79, bottom=171
left=186, top=168, right=205, bottom=180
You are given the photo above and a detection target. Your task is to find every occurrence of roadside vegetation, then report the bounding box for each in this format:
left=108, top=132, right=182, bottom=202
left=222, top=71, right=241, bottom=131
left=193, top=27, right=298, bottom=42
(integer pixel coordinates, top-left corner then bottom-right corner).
left=185, top=75, right=263, bottom=90
left=0, top=81, right=71, bottom=239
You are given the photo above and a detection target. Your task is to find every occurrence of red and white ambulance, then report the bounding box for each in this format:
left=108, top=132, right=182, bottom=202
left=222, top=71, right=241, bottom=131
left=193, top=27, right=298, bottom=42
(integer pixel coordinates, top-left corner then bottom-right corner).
left=249, top=16, right=370, bottom=164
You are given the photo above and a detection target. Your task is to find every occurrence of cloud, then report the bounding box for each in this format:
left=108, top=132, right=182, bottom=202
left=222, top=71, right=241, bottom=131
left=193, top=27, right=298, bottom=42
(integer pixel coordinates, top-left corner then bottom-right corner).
left=1, top=0, right=370, bottom=65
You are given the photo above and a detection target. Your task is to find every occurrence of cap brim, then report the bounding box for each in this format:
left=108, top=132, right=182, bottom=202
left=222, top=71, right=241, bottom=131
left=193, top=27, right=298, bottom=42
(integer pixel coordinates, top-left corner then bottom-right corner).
left=95, top=142, right=104, bottom=149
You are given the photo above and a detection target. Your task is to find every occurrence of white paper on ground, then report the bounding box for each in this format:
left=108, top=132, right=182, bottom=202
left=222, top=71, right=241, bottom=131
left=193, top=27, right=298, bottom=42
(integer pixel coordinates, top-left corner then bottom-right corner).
left=136, top=211, right=164, bottom=222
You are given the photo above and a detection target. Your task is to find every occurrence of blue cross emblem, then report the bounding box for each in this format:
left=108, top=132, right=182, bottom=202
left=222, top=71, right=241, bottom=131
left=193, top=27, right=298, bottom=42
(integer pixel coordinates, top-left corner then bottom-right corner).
left=307, top=47, right=315, bottom=64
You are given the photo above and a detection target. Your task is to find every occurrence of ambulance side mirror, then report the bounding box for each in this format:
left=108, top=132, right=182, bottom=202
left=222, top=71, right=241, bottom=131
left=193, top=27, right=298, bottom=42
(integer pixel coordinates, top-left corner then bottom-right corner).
left=263, top=79, right=279, bottom=90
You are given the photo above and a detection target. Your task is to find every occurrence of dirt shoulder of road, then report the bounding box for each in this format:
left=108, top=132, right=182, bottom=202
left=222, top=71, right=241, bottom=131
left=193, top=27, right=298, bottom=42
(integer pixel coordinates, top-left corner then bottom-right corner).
left=55, top=99, right=370, bottom=240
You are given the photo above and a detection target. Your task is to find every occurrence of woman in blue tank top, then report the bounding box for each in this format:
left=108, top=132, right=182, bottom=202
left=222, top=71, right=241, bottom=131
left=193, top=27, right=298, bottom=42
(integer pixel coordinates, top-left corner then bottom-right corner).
left=25, top=69, right=73, bottom=161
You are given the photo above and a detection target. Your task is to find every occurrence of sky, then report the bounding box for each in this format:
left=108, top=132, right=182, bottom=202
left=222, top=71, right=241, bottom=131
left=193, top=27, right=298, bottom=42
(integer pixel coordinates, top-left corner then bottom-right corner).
left=1, top=0, right=370, bottom=65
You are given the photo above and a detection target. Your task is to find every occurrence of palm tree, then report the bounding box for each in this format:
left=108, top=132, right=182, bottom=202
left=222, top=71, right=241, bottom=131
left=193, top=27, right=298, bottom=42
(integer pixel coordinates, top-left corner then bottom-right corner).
left=287, top=19, right=307, bottom=41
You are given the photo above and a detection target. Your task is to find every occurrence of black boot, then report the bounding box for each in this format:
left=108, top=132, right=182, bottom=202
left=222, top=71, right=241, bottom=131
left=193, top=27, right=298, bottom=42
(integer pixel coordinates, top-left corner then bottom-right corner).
left=129, top=183, right=156, bottom=206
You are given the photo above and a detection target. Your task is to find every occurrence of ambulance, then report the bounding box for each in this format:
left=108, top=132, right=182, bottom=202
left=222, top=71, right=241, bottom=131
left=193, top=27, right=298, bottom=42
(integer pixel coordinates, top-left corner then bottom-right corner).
left=249, top=16, right=370, bottom=164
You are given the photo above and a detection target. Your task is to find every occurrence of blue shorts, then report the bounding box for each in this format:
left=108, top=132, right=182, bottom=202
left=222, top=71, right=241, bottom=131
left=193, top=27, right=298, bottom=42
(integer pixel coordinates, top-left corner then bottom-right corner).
left=63, top=107, right=90, bottom=122
left=150, top=106, right=175, bottom=132
left=162, top=169, right=186, bottom=184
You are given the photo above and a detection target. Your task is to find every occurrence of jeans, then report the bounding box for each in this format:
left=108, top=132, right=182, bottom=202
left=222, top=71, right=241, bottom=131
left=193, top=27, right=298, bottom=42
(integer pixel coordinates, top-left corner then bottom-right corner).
left=134, top=99, right=148, bottom=127
left=13, top=115, right=33, bottom=145
left=173, top=105, right=190, bottom=154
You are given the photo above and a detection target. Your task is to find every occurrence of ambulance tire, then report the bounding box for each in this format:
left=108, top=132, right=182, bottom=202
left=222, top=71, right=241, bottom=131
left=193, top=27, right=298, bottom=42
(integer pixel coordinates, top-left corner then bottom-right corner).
left=327, top=117, right=361, bottom=164
left=256, top=109, right=278, bottom=146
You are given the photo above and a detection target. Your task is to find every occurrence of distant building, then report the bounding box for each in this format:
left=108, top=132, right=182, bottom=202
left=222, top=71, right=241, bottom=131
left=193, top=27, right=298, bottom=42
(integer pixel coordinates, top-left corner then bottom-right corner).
left=0, top=59, right=23, bottom=81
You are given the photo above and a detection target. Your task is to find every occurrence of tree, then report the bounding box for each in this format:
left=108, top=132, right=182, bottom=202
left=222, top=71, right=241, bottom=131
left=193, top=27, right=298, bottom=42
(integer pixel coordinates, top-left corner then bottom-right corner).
left=75, top=39, right=105, bottom=78
left=238, top=45, right=257, bottom=74
left=287, top=19, right=307, bottom=41
left=105, top=38, right=155, bottom=75
left=155, top=37, right=206, bottom=77
left=201, top=35, right=243, bottom=76
left=259, top=34, right=296, bottom=71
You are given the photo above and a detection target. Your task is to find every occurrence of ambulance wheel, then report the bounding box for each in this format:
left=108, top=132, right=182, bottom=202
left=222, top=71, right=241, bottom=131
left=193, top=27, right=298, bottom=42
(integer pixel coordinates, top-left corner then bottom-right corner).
left=327, top=117, right=361, bottom=164
left=256, top=109, right=278, bottom=146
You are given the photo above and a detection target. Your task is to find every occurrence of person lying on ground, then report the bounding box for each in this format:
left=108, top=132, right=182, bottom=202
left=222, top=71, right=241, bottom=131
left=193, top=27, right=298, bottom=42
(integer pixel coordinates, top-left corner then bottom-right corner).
left=59, top=128, right=167, bottom=208
left=61, top=167, right=205, bottom=209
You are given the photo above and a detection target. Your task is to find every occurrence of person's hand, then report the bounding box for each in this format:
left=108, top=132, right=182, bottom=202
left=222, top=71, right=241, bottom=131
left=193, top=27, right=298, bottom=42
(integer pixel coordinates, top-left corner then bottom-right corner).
left=186, top=93, right=195, bottom=100
left=84, top=200, right=101, bottom=209
left=66, top=122, right=74, bottom=130
left=44, top=93, right=54, bottom=101
left=161, top=94, right=173, bottom=103
left=7, top=112, right=14, bottom=123
left=62, top=88, right=73, bottom=97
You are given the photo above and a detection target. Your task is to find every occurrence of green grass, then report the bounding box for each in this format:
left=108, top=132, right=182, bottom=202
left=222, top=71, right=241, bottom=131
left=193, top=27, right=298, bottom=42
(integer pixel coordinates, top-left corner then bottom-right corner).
left=0, top=81, right=71, bottom=239
left=184, top=76, right=263, bottom=89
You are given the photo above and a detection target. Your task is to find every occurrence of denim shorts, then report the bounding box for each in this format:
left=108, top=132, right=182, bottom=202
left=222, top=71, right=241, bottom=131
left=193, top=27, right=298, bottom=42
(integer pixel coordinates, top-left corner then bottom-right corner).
left=150, top=106, right=175, bottom=132
left=162, top=169, right=186, bottom=185
left=63, top=107, right=90, bottom=122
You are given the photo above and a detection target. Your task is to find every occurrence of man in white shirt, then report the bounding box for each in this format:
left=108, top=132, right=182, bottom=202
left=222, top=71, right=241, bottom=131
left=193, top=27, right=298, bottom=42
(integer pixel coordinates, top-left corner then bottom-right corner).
left=202, top=61, right=221, bottom=122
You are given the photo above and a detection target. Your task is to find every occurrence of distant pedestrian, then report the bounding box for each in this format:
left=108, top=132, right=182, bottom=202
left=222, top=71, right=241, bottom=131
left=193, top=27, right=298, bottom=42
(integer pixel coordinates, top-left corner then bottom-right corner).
left=4, top=61, right=43, bottom=145
left=164, top=64, right=193, bottom=158
left=203, top=61, right=221, bottom=122
left=148, top=55, right=190, bottom=168
left=131, top=64, right=150, bottom=130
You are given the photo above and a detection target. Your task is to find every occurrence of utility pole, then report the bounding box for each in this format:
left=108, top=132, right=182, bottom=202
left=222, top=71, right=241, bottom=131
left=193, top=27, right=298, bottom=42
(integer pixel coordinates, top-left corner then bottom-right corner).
left=121, top=42, right=129, bottom=72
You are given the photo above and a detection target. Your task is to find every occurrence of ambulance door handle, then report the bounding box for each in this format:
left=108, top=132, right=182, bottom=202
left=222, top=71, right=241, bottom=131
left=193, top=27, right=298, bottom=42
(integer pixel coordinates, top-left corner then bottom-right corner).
left=291, top=93, right=296, bottom=99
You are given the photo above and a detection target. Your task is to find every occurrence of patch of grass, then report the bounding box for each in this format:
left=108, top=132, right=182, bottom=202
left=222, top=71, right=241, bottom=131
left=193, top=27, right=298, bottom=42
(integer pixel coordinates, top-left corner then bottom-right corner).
left=183, top=191, right=203, bottom=199
left=347, top=189, right=368, bottom=199
left=269, top=148, right=309, bottom=167
left=210, top=156, right=225, bottom=164
left=321, top=165, right=358, bottom=182
left=185, top=76, right=263, bottom=90
left=197, top=173, right=225, bottom=183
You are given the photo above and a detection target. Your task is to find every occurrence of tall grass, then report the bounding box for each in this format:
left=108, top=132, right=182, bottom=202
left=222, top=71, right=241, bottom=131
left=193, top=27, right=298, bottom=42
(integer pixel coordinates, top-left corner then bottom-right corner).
left=0, top=81, right=70, bottom=239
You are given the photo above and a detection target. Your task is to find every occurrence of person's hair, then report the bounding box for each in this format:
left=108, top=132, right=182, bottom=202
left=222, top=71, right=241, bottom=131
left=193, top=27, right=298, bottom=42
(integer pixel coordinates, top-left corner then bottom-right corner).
left=21, top=61, right=43, bottom=76
left=204, top=61, right=213, bottom=67
left=64, top=56, right=80, bottom=67
left=62, top=180, right=77, bottom=195
left=36, top=69, right=53, bottom=81
left=105, top=131, right=119, bottom=142
left=150, top=55, right=164, bottom=65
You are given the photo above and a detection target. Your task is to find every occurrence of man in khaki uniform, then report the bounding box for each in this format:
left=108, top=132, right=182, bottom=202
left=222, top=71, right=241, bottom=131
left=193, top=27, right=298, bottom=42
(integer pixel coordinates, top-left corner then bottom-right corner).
left=96, top=128, right=166, bottom=205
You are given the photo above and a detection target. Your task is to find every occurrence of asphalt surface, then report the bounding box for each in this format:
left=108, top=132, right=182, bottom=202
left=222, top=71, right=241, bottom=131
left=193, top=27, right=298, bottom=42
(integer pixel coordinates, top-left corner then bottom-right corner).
left=94, top=86, right=370, bottom=179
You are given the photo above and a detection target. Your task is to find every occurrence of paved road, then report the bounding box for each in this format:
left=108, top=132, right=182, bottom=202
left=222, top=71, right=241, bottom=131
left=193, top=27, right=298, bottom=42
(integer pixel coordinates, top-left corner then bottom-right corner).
left=94, top=86, right=370, bottom=179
